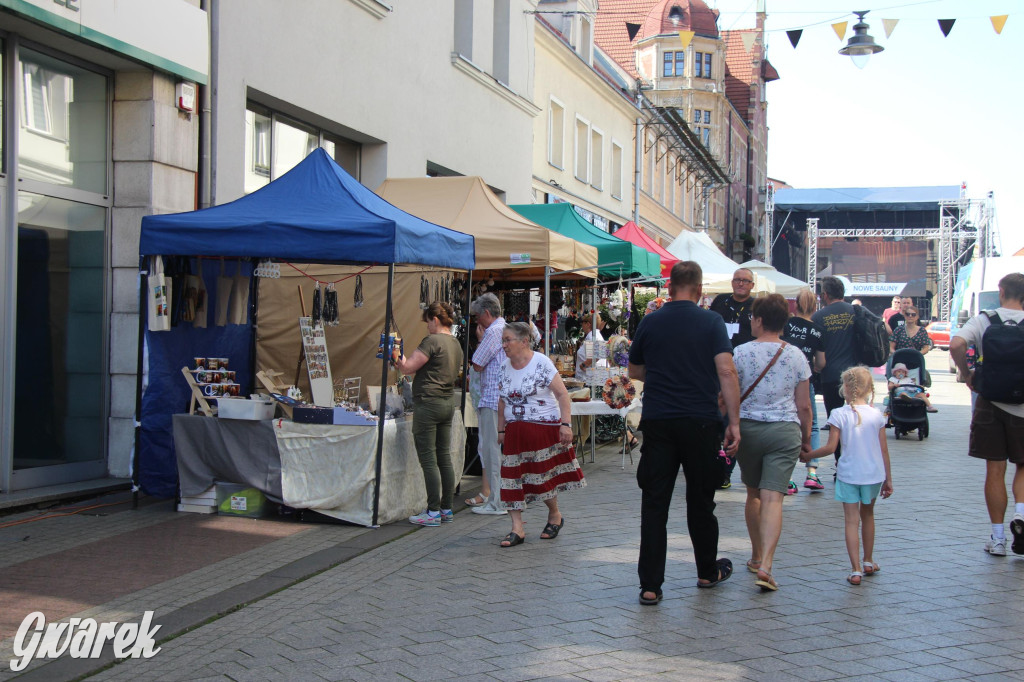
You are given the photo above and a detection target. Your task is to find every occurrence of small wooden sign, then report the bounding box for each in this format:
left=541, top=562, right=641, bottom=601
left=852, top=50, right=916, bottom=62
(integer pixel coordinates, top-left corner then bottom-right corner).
left=299, top=316, right=334, bottom=407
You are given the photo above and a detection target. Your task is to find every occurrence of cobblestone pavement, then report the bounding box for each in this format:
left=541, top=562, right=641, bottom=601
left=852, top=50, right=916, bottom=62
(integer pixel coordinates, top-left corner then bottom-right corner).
left=5, top=351, right=1024, bottom=681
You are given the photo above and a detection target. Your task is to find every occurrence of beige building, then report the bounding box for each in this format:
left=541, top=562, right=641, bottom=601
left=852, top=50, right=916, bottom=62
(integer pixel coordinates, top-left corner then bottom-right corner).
left=535, top=0, right=726, bottom=246
left=595, top=0, right=774, bottom=254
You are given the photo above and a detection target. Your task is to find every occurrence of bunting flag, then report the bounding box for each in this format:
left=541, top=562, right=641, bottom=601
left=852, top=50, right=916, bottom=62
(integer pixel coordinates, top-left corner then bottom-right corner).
left=625, top=22, right=641, bottom=41
left=831, top=21, right=847, bottom=41
left=938, top=19, right=956, bottom=37
left=678, top=30, right=695, bottom=48
left=786, top=29, right=802, bottom=48
left=882, top=18, right=899, bottom=39
left=990, top=15, right=1007, bottom=34
left=741, top=31, right=757, bottom=53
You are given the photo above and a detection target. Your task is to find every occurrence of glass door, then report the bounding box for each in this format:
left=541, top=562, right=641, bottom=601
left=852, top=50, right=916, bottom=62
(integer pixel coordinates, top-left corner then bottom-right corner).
left=10, top=193, right=108, bottom=488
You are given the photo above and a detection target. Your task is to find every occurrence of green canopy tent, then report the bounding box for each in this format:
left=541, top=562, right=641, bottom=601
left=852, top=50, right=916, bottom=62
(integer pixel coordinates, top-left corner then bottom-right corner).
left=510, top=203, right=661, bottom=279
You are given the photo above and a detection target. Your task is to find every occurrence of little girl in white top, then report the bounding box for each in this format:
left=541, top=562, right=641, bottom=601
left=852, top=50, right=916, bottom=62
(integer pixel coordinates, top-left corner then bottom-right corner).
left=802, top=366, right=893, bottom=585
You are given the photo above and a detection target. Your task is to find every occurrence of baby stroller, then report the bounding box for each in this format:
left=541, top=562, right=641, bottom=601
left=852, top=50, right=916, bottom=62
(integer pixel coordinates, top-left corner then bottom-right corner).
left=886, top=348, right=931, bottom=440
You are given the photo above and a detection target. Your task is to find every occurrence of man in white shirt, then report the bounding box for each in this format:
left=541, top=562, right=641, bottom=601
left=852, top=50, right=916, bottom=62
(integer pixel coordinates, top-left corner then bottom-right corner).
left=950, top=272, right=1024, bottom=556
left=574, top=315, right=606, bottom=383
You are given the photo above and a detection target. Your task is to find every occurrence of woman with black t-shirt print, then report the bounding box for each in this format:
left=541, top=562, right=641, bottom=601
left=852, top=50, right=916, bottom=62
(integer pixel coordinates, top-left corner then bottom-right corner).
left=783, top=288, right=826, bottom=492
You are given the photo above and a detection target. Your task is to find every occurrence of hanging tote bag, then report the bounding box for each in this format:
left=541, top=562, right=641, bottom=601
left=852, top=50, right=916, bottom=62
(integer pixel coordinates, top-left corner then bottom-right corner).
left=147, top=255, right=172, bottom=332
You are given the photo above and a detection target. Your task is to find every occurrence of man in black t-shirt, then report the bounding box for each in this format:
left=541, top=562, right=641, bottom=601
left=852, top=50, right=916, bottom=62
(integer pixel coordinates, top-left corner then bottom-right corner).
left=629, top=261, right=741, bottom=602
left=709, top=268, right=756, bottom=348
left=886, top=296, right=913, bottom=335
left=709, top=267, right=755, bottom=486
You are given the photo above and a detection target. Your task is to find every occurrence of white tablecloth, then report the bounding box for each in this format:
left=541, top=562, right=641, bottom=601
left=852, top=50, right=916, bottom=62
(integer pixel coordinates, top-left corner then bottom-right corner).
left=570, top=399, right=642, bottom=417
left=275, top=411, right=465, bottom=526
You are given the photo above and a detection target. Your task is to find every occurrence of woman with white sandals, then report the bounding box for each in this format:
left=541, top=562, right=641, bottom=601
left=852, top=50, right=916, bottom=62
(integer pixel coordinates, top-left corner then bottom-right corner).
left=733, top=294, right=813, bottom=591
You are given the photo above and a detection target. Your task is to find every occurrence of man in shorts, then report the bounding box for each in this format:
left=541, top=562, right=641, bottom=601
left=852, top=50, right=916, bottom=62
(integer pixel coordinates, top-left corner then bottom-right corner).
left=950, top=272, right=1024, bottom=556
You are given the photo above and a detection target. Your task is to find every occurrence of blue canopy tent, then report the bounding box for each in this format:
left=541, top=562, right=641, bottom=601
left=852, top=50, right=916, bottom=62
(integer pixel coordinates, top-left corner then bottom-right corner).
left=136, top=149, right=475, bottom=525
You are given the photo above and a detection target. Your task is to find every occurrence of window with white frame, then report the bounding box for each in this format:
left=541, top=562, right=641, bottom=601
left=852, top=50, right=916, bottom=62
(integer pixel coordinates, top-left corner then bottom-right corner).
left=578, top=15, right=593, bottom=64
left=695, top=51, right=712, bottom=78
left=645, top=133, right=655, bottom=193
left=245, top=103, right=360, bottom=194
left=574, top=116, right=590, bottom=183
left=590, top=128, right=603, bottom=190
left=548, top=98, right=565, bottom=168
left=610, top=141, right=623, bottom=199
left=656, top=144, right=666, bottom=202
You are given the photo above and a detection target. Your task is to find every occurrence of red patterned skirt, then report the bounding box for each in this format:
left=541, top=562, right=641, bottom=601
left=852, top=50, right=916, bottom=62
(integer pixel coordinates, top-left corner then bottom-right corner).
left=500, top=421, right=585, bottom=511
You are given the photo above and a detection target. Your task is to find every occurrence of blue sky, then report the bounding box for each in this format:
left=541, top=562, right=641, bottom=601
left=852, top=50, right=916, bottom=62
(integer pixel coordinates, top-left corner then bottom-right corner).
left=713, top=0, right=1023, bottom=256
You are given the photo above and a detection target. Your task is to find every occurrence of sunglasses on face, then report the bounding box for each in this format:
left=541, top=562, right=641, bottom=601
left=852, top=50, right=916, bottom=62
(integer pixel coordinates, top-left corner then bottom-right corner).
left=732, top=278, right=753, bottom=284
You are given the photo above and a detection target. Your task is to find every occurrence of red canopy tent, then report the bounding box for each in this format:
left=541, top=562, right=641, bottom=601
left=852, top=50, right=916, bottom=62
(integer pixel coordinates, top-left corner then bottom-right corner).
left=612, top=222, right=677, bottom=277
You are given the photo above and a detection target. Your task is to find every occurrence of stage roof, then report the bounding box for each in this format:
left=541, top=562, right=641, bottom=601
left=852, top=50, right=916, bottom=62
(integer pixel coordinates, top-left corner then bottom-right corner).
left=773, top=186, right=961, bottom=212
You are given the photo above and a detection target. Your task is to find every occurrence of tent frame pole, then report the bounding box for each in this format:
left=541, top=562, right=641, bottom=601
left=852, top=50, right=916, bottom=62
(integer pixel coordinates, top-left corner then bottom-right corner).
left=132, top=259, right=147, bottom=509
left=371, top=264, right=395, bottom=527
left=459, top=269, right=472, bottom=418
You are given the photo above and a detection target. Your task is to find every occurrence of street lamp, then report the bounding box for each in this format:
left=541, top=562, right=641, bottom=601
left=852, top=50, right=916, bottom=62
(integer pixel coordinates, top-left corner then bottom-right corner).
left=838, top=10, right=884, bottom=69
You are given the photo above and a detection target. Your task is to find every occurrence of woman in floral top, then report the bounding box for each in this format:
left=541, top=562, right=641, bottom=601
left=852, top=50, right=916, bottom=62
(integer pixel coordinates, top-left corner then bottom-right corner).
left=733, top=294, right=813, bottom=592
left=889, top=306, right=932, bottom=354
left=496, top=322, right=585, bottom=547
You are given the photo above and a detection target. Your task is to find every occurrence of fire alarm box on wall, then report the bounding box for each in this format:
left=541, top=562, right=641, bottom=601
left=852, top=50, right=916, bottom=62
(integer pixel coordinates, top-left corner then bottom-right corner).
left=176, top=82, right=196, bottom=112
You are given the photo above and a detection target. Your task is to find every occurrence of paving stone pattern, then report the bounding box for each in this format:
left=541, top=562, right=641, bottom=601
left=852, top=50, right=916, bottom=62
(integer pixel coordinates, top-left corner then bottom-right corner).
left=8, top=352, right=1024, bottom=680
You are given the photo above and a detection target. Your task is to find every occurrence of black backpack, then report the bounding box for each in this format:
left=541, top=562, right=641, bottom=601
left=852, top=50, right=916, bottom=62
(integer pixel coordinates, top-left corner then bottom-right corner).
left=852, top=305, right=890, bottom=367
left=976, top=311, right=1024, bottom=403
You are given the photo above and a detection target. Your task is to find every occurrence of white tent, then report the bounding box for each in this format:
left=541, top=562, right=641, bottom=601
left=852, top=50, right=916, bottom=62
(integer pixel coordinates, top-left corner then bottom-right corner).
left=740, top=260, right=809, bottom=298
left=666, top=231, right=773, bottom=294
left=666, top=230, right=742, bottom=276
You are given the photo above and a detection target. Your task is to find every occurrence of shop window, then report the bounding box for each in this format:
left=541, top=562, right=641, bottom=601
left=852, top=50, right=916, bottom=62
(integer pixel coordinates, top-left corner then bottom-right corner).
left=18, top=48, right=106, bottom=195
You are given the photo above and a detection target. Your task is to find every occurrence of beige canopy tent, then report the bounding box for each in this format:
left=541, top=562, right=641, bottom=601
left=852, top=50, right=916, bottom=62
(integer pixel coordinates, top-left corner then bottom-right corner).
left=376, top=176, right=598, bottom=279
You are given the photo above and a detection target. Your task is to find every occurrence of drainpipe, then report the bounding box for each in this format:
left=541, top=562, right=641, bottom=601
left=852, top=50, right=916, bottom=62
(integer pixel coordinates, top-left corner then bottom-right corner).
left=199, top=0, right=216, bottom=208
left=633, top=116, right=642, bottom=224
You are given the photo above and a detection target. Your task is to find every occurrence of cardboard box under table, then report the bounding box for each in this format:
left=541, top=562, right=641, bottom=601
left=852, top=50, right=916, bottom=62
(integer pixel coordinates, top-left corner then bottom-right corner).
left=173, top=411, right=465, bottom=526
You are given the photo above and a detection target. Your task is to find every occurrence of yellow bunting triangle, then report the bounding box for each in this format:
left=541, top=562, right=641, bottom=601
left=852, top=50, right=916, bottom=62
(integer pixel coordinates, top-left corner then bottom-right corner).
left=741, top=31, right=757, bottom=53
left=832, top=21, right=848, bottom=41
left=882, top=18, right=899, bottom=39
left=991, top=15, right=1008, bottom=34
left=678, top=30, right=695, bottom=49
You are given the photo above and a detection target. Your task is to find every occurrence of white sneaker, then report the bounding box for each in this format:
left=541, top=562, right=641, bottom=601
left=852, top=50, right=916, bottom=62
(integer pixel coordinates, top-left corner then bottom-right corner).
left=1011, top=513, right=1024, bottom=555
left=471, top=504, right=507, bottom=515
left=985, top=535, right=1007, bottom=556
left=409, top=510, right=441, bottom=527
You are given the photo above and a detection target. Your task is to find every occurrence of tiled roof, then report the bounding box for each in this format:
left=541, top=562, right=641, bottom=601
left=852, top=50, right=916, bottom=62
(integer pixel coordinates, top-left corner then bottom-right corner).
left=723, top=29, right=756, bottom=118
left=596, top=0, right=722, bottom=79
left=594, top=0, right=660, bottom=79
left=638, top=0, right=719, bottom=41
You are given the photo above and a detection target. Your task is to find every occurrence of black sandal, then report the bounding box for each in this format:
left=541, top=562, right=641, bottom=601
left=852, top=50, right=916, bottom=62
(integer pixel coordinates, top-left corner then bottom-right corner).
left=500, top=531, right=525, bottom=548
left=639, top=589, right=663, bottom=605
left=540, top=518, right=565, bottom=539
left=696, top=558, right=734, bottom=588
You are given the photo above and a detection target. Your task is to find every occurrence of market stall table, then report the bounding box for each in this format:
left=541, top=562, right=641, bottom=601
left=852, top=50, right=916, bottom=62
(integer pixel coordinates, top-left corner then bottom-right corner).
left=173, top=412, right=465, bottom=526
left=570, top=398, right=642, bottom=468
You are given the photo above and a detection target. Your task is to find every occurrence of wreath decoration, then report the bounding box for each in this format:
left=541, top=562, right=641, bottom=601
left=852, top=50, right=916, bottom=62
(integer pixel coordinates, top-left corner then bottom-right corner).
left=602, top=375, right=636, bottom=409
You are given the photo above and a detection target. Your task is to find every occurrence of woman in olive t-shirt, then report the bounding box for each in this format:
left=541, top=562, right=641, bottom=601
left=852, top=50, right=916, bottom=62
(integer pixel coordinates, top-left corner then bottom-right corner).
left=394, top=301, right=464, bottom=525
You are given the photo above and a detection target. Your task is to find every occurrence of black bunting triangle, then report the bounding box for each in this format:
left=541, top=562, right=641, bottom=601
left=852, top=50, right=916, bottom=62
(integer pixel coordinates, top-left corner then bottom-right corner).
left=626, top=22, right=641, bottom=41
left=938, top=19, right=955, bottom=36
left=787, top=29, right=803, bottom=48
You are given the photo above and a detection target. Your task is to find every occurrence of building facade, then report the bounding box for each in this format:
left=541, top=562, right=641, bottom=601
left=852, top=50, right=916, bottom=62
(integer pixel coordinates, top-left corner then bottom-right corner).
left=0, top=0, right=207, bottom=496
